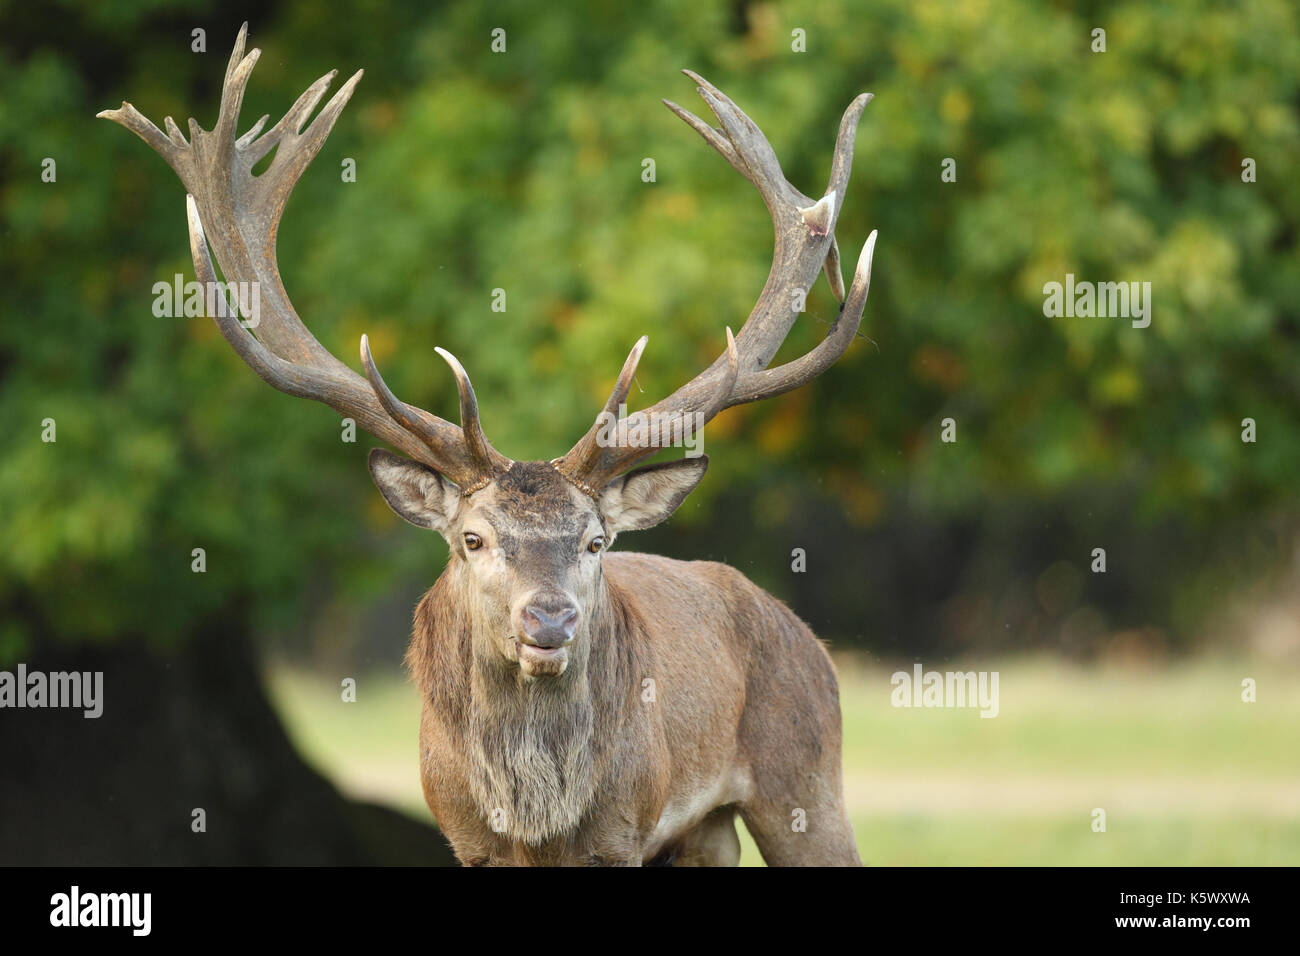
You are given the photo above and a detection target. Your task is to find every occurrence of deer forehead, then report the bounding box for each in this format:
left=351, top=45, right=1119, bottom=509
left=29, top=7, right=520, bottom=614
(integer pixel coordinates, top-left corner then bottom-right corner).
left=462, top=462, right=601, bottom=544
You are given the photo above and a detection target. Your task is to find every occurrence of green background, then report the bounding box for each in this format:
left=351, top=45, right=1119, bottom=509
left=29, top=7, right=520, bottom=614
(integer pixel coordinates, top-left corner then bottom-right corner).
left=1, top=0, right=1297, bottom=865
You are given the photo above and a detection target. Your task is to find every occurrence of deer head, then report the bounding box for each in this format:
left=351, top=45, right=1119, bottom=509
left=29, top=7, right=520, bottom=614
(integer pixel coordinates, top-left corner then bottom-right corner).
left=99, top=24, right=876, bottom=679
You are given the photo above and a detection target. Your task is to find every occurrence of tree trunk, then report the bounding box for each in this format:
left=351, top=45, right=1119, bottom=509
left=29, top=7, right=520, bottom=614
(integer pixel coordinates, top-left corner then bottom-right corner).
left=0, top=618, right=456, bottom=866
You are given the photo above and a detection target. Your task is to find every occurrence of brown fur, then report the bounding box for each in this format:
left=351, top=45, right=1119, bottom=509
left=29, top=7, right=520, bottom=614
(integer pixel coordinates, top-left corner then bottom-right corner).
left=404, top=466, right=861, bottom=867
left=100, top=29, right=874, bottom=867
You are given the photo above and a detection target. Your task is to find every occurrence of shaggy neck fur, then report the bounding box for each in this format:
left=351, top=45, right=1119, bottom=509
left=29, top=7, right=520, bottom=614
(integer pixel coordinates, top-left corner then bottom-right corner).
left=410, top=561, right=643, bottom=847
left=466, top=612, right=598, bottom=845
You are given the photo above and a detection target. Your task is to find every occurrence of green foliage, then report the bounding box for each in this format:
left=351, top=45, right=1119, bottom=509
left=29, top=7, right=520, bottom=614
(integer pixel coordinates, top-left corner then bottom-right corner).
left=2, top=0, right=1297, bottom=657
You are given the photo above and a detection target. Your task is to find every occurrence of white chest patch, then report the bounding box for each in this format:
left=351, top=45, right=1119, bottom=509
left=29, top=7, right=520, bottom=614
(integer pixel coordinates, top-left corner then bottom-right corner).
left=647, top=766, right=751, bottom=852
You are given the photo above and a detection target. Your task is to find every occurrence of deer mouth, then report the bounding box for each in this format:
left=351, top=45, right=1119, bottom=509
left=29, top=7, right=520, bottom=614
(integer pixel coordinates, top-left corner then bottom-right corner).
left=515, top=639, right=570, bottom=677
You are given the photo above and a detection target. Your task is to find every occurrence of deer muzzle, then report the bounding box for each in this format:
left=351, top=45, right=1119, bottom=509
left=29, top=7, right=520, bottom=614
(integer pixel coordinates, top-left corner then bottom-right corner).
left=520, top=602, right=579, bottom=649
left=515, top=600, right=579, bottom=678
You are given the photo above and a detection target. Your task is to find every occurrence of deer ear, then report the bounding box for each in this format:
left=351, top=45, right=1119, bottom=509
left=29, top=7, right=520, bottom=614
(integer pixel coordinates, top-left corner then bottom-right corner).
left=367, top=449, right=460, bottom=533
left=600, top=456, right=708, bottom=534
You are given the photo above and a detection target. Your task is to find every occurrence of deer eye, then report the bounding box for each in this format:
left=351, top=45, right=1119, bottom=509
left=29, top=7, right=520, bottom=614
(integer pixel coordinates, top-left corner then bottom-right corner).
left=588, top=536, right=605, bottom=554
left=464, top=533, right=483, bottom=551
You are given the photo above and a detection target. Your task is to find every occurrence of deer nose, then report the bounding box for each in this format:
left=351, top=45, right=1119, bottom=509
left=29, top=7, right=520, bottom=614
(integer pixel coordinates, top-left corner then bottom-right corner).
left=520, top=602, right=579, bottom=648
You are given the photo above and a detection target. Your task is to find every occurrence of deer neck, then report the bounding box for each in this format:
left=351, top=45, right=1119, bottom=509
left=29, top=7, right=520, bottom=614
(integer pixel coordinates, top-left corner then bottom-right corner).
left=460, top=577, right=619, bottom=845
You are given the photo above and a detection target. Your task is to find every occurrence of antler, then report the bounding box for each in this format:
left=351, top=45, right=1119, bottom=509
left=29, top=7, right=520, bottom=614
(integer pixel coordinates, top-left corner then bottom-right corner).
left=98, top=23, right=510, bottom=491
left=556, top=71, right=877, bottom=493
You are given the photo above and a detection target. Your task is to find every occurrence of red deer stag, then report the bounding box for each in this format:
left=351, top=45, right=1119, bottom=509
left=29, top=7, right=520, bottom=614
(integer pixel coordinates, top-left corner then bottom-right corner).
left=101, top=25, right=876, bottom=866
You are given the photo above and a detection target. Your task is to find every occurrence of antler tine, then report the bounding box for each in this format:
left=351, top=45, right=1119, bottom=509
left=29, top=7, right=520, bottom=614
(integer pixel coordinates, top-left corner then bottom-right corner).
left=96, top=102, right=180, bottom=167
left=555, top=329, right=739, bottom=496
left=102, top=24, right=507, bottom=492
left=662, top=98, right=738, bottom=171
left=728, top=230, right=877, bottom=406
left=434, top=347, right=509, bottom=483
left=222, top=21, right=250, bottom=95
left=212, top=26, right=259, bottom=160
left=361, top=337, right=509, bottom=486
left=557, top=77, right=876, bottom=491
left=554, top=335, right=647, bottom=486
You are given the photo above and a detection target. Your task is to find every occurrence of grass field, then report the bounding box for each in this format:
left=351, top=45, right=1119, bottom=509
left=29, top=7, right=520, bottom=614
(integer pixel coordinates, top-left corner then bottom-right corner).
left=266, top=655, right=1300, bottom=865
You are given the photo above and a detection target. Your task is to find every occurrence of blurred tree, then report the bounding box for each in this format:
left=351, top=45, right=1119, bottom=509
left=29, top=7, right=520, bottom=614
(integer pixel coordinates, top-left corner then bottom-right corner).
left=1, top=0, right=1297, bottom=859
